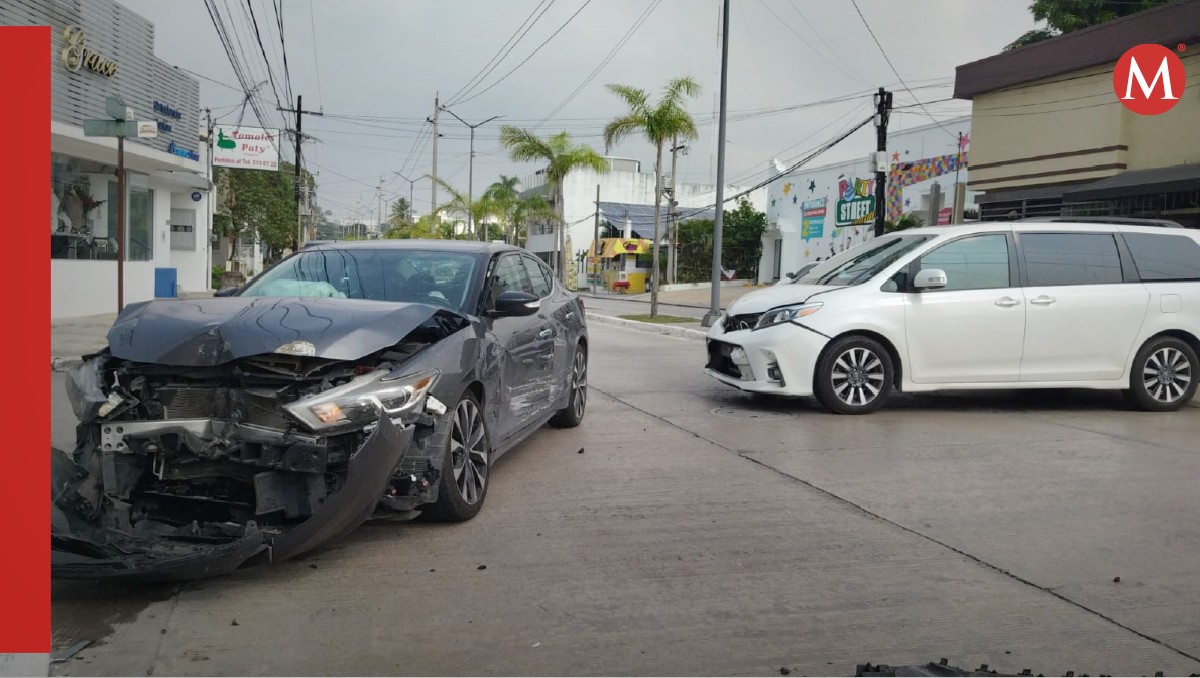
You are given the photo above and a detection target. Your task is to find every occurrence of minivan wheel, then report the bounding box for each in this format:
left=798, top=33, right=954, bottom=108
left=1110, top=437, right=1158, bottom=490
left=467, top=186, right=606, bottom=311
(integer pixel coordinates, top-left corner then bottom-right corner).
left=423, top=391, right=490, bottom=522
left=814, top=336, right=894, bottom=415
left=1126, top=337, right=1197, bottom=412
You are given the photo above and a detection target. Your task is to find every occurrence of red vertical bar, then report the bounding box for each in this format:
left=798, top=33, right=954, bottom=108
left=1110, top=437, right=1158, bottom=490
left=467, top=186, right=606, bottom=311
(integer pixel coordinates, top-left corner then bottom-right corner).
left=0, top=26, right=51, bottom=653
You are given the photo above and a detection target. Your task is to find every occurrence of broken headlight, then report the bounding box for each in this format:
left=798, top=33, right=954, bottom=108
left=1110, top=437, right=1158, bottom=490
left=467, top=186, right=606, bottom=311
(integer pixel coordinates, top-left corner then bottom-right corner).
left=285, top=369, right=439, bottom=432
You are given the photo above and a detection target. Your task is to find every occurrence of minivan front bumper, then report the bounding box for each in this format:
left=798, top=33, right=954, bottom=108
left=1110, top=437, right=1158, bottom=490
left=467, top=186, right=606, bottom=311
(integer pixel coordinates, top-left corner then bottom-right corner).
left=705, top=318, right=829, bottom=397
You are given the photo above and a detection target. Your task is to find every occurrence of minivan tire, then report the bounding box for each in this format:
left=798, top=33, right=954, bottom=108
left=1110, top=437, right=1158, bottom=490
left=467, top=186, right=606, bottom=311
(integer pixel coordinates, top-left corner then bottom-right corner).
left=1125, top=336, right=1198, bottom=412
left=814, top=335, right=895, bottom=415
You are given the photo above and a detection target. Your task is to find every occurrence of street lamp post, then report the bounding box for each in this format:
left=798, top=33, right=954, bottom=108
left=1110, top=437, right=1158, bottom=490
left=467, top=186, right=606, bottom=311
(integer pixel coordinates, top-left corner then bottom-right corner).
left=702, top=0, right=731, bottom=328
left=394, top=172, right=419, bottom=222
left=438, top=106, right=501, bottom=241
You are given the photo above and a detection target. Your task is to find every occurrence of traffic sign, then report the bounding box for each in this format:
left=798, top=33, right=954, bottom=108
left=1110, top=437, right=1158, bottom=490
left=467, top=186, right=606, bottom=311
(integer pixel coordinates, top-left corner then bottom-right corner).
left=105, top=96, right=133, bottom=121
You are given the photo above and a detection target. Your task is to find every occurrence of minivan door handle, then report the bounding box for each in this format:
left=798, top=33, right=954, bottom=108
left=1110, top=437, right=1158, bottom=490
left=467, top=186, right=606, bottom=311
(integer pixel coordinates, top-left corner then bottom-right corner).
left=994, top=296, right=1021, bottom=308
left=1030, top=296, right=1056, bottom=306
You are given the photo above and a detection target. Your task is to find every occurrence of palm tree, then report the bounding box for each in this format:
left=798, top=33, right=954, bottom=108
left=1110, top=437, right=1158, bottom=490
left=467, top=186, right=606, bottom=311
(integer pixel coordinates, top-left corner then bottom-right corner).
left=484, top=175, right=522, bottom=243
left=602, top=76, right=700, bottom=317
left=388, top=197, right=412, bottom=227
left=510, top=195, right=556, bottom=248
left=427, top=175, right=499, bottom=239
left=498, top=128, right=609, bottom=283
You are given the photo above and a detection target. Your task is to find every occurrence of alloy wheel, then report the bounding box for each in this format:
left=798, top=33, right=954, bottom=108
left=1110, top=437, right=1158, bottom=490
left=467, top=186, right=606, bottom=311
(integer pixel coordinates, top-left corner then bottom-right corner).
left=571, top=350, right=587, bottom=420
left=1143, top=347, right=1192, bottom=404
left=831, top=347, right=886, bottom=407
left=450, top=398, right=488, bottom=504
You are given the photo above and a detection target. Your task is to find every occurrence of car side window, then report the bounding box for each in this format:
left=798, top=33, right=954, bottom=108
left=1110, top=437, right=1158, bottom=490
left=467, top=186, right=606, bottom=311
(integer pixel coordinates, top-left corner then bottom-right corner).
left=917, top=234, right=1011, bottom=291
left=522, top=256, right=553, bottom=298
left=488, top=253, right=532, bottom=307
left=1123, top=233, right=1200, bottom=282
left=1021, top=233, right=1123, bottom=286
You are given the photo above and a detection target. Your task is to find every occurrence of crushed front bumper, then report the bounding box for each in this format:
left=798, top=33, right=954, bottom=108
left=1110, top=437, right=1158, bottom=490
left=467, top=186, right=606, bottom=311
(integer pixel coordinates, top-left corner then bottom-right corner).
left=704, top=318, right=828, bottom=397
left=50, top=416, right=414, bottom=581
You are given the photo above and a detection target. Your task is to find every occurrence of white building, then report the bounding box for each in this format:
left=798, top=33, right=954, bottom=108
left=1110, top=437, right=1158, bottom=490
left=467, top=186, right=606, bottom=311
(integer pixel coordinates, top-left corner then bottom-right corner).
left=520, top=157, right=768, bottom=286
left=5, top=0, right=215, bottom=319
left=758, top=117, right=978, bottom=284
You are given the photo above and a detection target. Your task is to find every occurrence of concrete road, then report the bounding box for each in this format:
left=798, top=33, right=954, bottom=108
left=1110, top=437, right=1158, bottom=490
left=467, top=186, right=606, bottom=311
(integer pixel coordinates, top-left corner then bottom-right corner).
left=49, top=324, right=1200, bottom=676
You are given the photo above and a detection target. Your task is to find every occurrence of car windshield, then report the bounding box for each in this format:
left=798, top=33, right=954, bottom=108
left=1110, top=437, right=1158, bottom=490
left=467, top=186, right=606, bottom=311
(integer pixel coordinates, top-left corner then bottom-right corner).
left=240, top=248, right=479, bottom=313
left=796, top=234, right=934, bottom=287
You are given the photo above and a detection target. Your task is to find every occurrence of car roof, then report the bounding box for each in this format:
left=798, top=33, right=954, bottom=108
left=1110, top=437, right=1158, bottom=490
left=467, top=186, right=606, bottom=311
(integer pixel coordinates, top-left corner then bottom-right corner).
left=299, top=239, right=520, bottom=255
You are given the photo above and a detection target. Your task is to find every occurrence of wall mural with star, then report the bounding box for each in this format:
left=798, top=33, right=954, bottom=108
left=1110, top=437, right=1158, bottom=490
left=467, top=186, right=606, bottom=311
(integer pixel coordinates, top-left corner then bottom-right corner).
left=760, top=117, right=976, bottom=281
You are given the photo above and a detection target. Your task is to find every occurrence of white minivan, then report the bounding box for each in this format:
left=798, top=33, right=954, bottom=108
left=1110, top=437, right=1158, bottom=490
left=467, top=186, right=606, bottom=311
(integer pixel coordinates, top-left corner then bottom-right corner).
left=706, top=221, right=1200, bottom=414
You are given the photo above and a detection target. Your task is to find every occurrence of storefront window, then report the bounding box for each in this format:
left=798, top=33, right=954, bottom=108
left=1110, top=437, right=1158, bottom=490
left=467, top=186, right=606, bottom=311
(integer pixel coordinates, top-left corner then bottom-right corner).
left=51, top=153, right=155, bottom=261
left=127, top=173, right=154, bottom=261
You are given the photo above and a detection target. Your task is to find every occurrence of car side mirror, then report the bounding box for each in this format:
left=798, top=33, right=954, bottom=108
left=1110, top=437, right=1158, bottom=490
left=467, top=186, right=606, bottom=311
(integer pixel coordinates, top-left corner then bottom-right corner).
left=492, top=291, right=540, bottom=317
left=786, top=271, right=797, bottom=280
left=913, top=268, right=948, bottom=290
left=214, top=286, right=240, bottom=297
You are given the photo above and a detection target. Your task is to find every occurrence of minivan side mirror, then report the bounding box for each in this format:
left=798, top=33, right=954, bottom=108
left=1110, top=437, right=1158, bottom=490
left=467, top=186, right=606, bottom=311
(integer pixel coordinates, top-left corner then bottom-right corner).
left=491, top=291, right=540, bottom=317
left=913, top=268, right=948, bottom=290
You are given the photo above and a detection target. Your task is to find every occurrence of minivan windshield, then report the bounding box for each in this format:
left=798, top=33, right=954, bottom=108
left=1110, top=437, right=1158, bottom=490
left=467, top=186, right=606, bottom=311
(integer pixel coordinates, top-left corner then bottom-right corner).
left=796, top=234, right=934, bottom=287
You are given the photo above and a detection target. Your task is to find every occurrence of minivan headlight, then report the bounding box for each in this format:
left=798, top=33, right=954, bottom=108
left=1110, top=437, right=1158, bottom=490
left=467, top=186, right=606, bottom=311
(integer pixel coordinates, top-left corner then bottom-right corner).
left=285, top=369, right=439, bottom=431
left=755, top=302, right=822, bottom=329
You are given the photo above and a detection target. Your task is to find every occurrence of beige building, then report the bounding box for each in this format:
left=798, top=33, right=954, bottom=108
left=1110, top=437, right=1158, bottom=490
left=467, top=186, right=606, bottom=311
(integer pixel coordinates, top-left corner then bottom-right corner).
left=954, top=0, right=1200, bottom=227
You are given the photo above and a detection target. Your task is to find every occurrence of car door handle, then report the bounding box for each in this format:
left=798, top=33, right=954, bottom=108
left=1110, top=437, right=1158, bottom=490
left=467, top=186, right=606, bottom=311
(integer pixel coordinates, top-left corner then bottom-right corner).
left=565, top=311, right=575, bottom=320
left=537, top=328, right=554, bottom=339
left=994, top=296, right=1021, bottom=308
left=1030, top=296, right=1056, bottom=306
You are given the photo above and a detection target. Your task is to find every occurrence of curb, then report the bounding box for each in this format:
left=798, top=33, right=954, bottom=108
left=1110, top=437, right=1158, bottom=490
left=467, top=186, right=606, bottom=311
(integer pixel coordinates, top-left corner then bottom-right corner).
left=585, top=312, right=707, bottom=342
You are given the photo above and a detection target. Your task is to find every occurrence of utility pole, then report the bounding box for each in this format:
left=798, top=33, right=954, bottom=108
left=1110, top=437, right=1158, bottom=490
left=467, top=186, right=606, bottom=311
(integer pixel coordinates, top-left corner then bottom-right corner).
left=205, top=107, right=214, bottom=290
left=592, top=184, right=601, bottom=294
left=702, top=0, right=731, bottom=328
left=438, top=106, right=502, bottom=241
left=873, top=87, right=893, bottom=238
left=428, top=93, right=439, bottom=218
left=279, top=94, right=323, bottom=250
left=377, top=176, right=384, bottom=237
left=667, top=137, right=686, bottom=285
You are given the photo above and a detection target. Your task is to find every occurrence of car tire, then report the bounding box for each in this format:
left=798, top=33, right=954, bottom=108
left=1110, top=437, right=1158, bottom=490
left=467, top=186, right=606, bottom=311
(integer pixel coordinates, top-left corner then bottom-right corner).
left=1124, top=336, right=1197, bottom=412
left=814, top=335, right=895, bottom=415
left=422, top=391, right=490, bottom=522
left=549, top=344, right=587, bottom=428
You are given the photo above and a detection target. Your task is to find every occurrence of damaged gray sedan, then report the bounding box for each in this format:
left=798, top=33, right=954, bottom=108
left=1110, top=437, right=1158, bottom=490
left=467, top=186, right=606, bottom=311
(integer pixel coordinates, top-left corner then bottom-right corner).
left=52, top=241, right=588, bottom=580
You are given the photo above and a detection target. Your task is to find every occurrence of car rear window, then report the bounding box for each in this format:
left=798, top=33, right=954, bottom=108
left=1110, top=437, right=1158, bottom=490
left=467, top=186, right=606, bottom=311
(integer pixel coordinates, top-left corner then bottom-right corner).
left=1021, top=233, right=1124, bottom=286
left=1123, top=232, right=1200, bottom=282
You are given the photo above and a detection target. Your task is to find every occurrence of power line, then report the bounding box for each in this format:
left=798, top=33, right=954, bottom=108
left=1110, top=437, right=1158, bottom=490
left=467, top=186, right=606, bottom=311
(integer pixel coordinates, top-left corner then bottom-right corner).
left=273, top=0, right=294, bottom=104
left=454, top=0, right=593, bottom=106
left=445, top=0, right=554, bottom=106
left=849, top=0, right=957, bottom=139
left=242, top=0, right=285, bottom=110
left=756, top=0, right=867, bottom=86
left=533, top=0, right=662, bottom=127
left=307, top=0, right=323, bottom=104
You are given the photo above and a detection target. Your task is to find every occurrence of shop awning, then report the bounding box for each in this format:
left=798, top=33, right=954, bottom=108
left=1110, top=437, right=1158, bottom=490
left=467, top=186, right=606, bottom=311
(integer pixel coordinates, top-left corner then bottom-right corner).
left=597, top=201, right=716, bottom=239
left=1062, top=164, right=1200, bottom=202
left=596, top=238, right=652, bottom=258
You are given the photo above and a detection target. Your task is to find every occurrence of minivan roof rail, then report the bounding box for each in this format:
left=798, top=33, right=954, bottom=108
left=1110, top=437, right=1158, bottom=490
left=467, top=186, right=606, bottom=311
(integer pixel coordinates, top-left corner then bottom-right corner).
left=1017, top=216, right=1184, bottom=228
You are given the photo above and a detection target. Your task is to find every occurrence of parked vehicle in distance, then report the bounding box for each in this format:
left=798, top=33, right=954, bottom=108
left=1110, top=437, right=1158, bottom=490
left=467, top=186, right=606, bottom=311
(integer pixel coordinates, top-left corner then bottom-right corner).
left=707, top=222, right=1199, bottom=414
left=53, top=240, right=588, bottom=580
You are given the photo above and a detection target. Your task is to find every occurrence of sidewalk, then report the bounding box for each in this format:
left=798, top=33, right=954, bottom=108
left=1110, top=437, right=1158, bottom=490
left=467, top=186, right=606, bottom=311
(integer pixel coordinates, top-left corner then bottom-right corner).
left=580, top=284, right=763, bottom=308
left=50, top=292, right=213, bottom=371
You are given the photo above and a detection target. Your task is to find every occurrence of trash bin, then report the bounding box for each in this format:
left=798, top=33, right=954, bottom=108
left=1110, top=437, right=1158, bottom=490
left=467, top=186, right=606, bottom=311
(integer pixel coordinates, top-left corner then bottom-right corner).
left=154, top=267, right=178, bottom=298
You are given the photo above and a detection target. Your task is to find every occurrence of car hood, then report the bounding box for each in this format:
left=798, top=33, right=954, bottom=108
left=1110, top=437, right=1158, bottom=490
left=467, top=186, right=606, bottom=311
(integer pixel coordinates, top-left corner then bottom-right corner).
left=106, top=296, right=461, bottom=366
left=725, top=284, right=843, bottom=315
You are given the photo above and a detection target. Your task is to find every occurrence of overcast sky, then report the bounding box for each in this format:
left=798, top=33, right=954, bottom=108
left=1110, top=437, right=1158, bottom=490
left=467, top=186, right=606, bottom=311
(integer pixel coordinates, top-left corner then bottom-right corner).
left=117, top=0, right=1036, bottom=221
